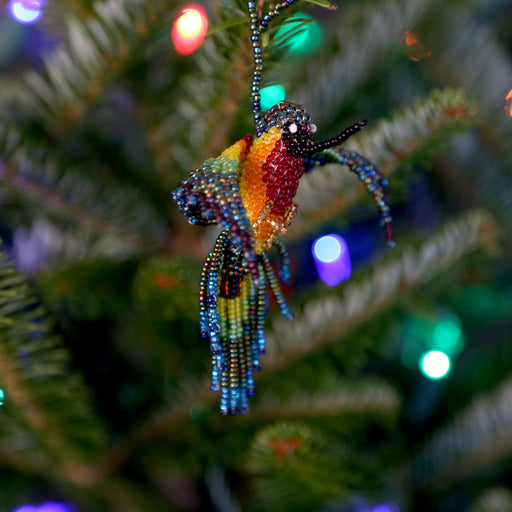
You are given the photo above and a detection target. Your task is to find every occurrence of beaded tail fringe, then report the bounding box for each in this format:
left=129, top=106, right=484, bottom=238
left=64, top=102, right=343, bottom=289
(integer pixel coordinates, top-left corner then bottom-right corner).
left=199, top=230, right=292, bottom=415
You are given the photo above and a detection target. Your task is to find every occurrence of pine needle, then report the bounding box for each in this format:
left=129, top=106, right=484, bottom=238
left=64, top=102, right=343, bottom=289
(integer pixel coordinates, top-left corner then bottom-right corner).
left=292, top=87, right=474, bottom=238
left=416, top=377, right=512, bottom=486
left=0, top=249, right=106, bottom=484
left=265, top=210, right=496, bottom=371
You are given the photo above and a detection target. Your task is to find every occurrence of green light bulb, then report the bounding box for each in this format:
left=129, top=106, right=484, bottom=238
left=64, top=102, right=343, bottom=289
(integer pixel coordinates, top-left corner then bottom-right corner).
left=274, top=13, right=323, bottom=56
left=433, top=314, right=465, bottom=355
left=420, top=350, right=451, bottom=380
left=261, top=84, right=286, bottom=111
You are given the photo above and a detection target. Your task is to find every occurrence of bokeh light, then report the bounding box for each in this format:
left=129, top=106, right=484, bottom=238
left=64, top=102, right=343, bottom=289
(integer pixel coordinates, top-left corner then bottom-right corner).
left=274, top=12, right=322, bottom=56
left=312, top=234, right=352, bottom=286
left=260, top=84, right=286, bottom=111
left=313, top=235, right=343, bottom=263
left=354, top=500, right=399, bottom=512
left=13, top=502, right=77, bottom=512
left=432, top=314, right=464, bottom=355
left=372, top=505, right=399, bottom=512
left=8, top=0, right=44, bottom=24
left=172, top=4, right=208, bottom=56
left=401, top=30, right=432, bottom=61
left=420, top=350, right=451, bottom=380
left=400, top=313, right=465, bottom=375
left=0, top=387, right=4, bottom=406
left=505, top=89, right=512, bottom=117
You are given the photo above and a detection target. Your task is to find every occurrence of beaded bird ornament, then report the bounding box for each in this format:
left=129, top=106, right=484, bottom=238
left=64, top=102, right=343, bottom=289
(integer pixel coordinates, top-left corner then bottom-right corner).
left=172, top=0, right=393, bottom=415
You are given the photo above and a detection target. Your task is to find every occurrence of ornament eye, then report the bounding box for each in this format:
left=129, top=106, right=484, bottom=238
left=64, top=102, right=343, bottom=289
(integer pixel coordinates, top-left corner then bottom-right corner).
left=289, top=122, right=298, bottom=134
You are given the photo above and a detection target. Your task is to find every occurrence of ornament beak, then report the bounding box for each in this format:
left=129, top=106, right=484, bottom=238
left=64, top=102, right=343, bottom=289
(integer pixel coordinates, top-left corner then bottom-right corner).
left=304, top=120, right=368, bottom=155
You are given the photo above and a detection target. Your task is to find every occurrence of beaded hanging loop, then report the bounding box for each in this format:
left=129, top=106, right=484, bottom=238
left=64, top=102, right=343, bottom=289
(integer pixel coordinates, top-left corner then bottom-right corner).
left=171, top=0, right=394, bottom=415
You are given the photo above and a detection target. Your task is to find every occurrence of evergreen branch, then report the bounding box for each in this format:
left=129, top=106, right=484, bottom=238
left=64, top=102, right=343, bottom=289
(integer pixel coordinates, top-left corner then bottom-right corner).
left=424, top=12, right=512, bottom=222
left=470, top=488, right=512, bottom=512
left=0, top=124, right=165, bottom=253
left=137, top=26, right=251, bottom=180
left=198, top=38, right=253, bottom=161
left=0, top=441, right=52, bottom=477
left=246, top=421, right=384, bottom=507
left=304, top=0, right=334, bottom=8
left=0, top=163, right=151, bottom=247
left=415, top=377, right=512, bottom=487
left=10, top=219, right=146, bottom=274
left=264, top=210, right=496, bottom=372
left=11, top=0, right=168, bottom=131
left=425, top=11, right=512, bottom=170
left=111, top=210, right=494, bottom=465
left=206, top=15, right=247, bottom=36
left=291, top=88, right=473, bottom=238
left=346, top=88, right=473, bottom=173
left=253, top=379, right=401, bottom=420
left=159, top=31, right=252, bottom=174
left=292, top=0, right=446, bottom=124
left=93, top=477, right=175, bottom=512
left=0, top=250, right=106, bottom=485
left=31, top=0, right=97, bottom=40
left=150, top=31, right=252, bottom=177
left=45, top=0, right=97, bottom=22
left=440, top=133, right=512, bottom=226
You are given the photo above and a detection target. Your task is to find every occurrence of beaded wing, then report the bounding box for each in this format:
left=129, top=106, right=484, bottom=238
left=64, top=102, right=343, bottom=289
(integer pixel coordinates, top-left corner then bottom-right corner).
left=172, top=1, right=394, bottom=415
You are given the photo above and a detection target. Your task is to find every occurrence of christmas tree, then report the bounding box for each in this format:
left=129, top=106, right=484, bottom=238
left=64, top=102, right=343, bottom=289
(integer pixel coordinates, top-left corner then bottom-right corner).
left=0, top=0, right=511, bottom=510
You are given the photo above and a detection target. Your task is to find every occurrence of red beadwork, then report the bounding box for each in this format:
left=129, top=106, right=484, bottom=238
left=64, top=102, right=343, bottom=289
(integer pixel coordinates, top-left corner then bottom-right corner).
left=385, top=223, right=394, bottom=242
left=240, top=134, right=254, bottom=161
left=261, top=139, right=304, bottom=215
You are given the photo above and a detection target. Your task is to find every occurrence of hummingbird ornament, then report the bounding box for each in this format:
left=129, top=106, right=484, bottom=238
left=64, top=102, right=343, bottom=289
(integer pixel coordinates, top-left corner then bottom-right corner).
left=172, top=0, right=394, bottom=415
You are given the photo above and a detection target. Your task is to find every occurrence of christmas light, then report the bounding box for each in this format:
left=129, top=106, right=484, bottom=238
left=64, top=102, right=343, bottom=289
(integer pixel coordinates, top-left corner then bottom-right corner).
left=38, top=504, right=75, bottom=512
left=401, top=30, right=432, bottom=61
left=355, top=501, right=399, bottom=512
left=432, top=314, right=464, bottom=355
left=372, top=505, right=399, bottom=512
left=505, top=89, right=512, bottom=117
left=274, top=12, right=322, bottom=56
left=12, top=502, right=77, bottom=512
left=260, top=85, right=286, bottom=111
left=8, top=0, right=43, bottom=24
left=172, top=4, right=208, bottom=56
left=400, top=313, right=465, bottom=374
left=312, top=234, right=352, bottom=286
left=0, top=387, right=4, bottom=406
left=313, top=235, right=343, bottom=262
left=420, top=350, right=451, bottom=380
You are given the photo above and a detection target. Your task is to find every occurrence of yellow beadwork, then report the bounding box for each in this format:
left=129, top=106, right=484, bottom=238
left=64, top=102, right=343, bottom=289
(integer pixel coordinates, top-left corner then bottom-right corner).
left=239, top=127, right=281, bottom=222
left=218, top=296, right=228, bottom=335
left=216, top=127, right=301, bottom=253
left=238, top=127, right=282, bottom=252
left=220, top=138, right=249, bottom=166
left=252, top=202, right=299, bottom=253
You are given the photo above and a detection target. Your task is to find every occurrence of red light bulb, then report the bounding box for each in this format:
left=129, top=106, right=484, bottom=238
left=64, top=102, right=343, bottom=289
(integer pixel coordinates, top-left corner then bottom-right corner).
left=172, top=4, right=209, bottom=56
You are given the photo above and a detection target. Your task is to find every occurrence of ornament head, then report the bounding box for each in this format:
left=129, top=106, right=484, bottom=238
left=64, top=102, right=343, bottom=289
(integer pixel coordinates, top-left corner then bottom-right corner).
left=256, top=100, right=369, bottom=158
left=257, top=101, right=317, bottom=156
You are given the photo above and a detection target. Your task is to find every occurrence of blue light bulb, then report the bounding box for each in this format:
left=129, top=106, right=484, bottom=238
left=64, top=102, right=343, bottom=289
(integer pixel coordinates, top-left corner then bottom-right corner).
left=8, top=0, right=43, bottom=24
left=312, top=234, right=351, bottom=286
